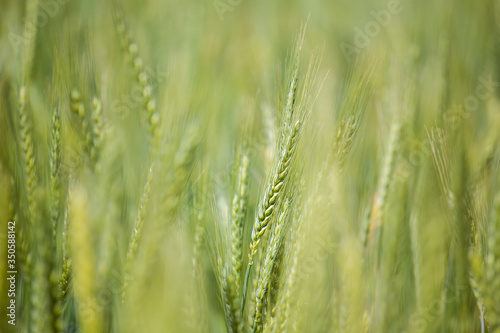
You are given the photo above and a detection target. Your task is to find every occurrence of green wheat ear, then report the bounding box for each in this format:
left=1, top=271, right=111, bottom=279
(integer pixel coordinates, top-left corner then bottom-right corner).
left=249, top=121, right=299, bottom=264
left=112, top=5, right=161, bottom=144
left=160, top=124, right=200, bottom=219
left=70, top=89, right=93, bottom=155
left=123, top=163, right=154, bottom=303
left=18, top=86, right=37, bottom=219
left=241, top=22, right=322, bottom=313
left=361, top=118, right=401, bottom=247
left=50, top=107, right=62, bottom=249
left=251, top=199, right=290, bottom=333
left=59, top=259, right=72, bottom=299
left=333, top=60, right=373, bottom=171
left=224, top=150, right=250, bottom=333
left=90, top=96, right=104, bottom=165
left=242, top=121, right=300, bottom=312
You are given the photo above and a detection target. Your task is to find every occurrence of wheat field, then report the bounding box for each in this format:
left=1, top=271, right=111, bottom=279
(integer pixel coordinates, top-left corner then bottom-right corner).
left=0, top=0, right=500, bottom=332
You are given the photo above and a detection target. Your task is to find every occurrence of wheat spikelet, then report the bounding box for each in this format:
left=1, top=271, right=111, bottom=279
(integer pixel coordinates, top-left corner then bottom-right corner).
left=246, top=27, right=306, bottom=275
left=251, top=199, right=290, bottom=333
left=31, top=238, right=50, bottom=332
left=280, top=24, right=305, bottom=142
left=208, top=193, right=238, bottom=332
left=332, top=62, right=372, bottom=171
left=222, top=267, right=243, bottom=333
left=240, top=36, right=323, bottom=307
left=48, top=107, right=64, bottom=332
left=188, top=206, right=208, bottom=333
left=15, top=87, right=35, bottom=326
left=112, top=5, right=160, bottom=144
left=272, top=178, right=305, bottom=333
left=268, top=238, right=285, bottom=318
left=31, top=253, right=52, bottom=332
left=248, top=122, right=299, bottom=262
left=18, top=86, right=37, bottom=218
left=122, top=163, right=154, bottom=302
left=274, top=224, right=300, bottom=333
left=364, top=118, right=401, bottom=246
left=59, top=259, right=72, bottom=300
left=90, top=96, right=103, bottom=163
left=70, top=89, right=93, bottom=154
left=241, top=121, right=299, bottom=312
left=29, top=191, right=62, bottom=333
left=50, top=107, right=61, bottom=248
left=161, top=125, right=200, bottom=218
left=223, top=151, right=250, bottom=333
left=49, top=269, right=64, bottom=333
left=16, top=87, right=36, bottom=325
left=231, top=153, right=250, bottom=287
left=334, top=115, right=358, bottom=169
left=469, top=248, right=488, bottom=330
left=246, top=253, right=262, bottom=330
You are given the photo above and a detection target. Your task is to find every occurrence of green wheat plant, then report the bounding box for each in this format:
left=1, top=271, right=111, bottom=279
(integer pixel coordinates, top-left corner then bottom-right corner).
left=1, top=0, right=500, bottom=332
